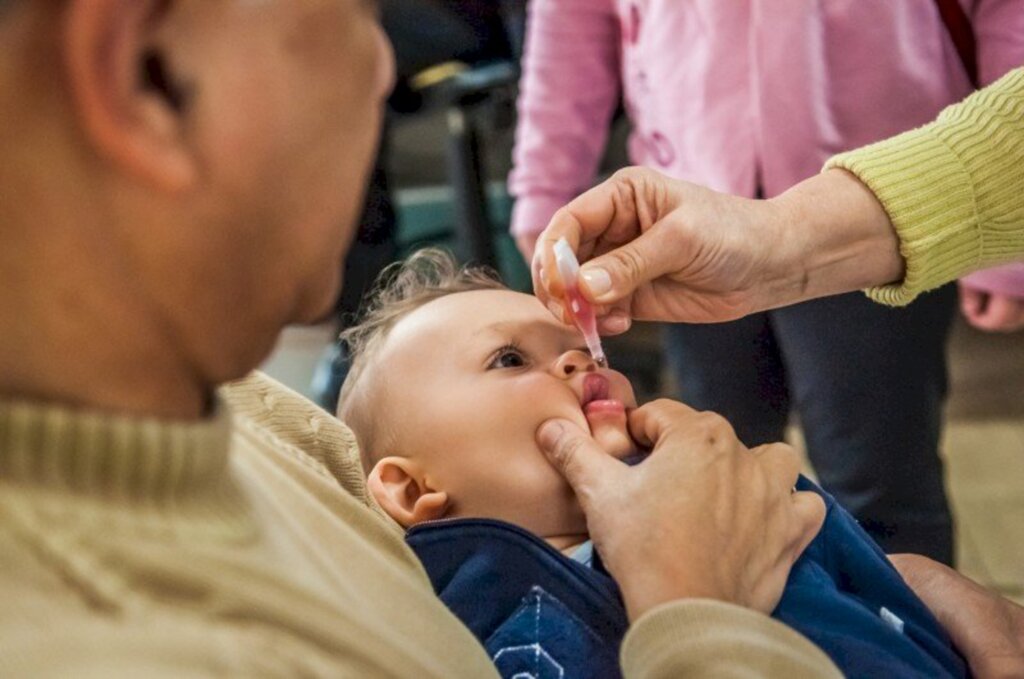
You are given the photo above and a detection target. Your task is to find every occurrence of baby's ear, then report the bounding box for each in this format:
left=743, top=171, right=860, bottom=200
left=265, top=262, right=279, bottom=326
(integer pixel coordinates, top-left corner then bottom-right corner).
left=367, top=457, right=449, bottom=528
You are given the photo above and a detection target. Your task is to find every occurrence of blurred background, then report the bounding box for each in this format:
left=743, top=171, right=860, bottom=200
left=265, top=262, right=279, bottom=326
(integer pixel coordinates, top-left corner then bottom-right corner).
left=260, top=0, right=1024, bottom=603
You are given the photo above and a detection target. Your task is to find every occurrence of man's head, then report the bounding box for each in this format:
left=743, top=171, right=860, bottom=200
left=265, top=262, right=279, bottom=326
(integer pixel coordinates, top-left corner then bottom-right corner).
left=0, top=0, right=394, bottom=415
left=340, top=250, right=638, bottom=548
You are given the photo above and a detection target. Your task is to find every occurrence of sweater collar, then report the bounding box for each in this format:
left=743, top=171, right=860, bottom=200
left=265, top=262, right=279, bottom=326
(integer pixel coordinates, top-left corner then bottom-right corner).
left=0, top=395, right=245, bottom=518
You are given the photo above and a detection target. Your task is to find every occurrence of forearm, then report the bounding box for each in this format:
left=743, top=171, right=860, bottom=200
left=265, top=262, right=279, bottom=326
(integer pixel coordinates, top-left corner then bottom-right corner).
left=765, top=168, right=904, bottom=307
left=826, top=67, right=1024, bottom=305
left=621, top=600, right=841, bottom=679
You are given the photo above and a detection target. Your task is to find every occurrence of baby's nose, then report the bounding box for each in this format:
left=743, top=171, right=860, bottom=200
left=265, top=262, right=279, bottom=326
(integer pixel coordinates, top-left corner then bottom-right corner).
left=554, top=350, right=597, bottom=378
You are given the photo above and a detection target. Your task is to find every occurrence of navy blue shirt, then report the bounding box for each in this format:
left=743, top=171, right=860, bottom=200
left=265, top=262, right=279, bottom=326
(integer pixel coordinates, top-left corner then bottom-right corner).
left=407, top=477, right=967, bottom=679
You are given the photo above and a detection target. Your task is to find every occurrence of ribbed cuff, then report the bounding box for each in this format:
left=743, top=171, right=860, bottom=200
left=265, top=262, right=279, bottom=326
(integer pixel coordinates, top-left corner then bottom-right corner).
left=826, top=67, right=1024, bottom=306
left=826, top=126, right=980, bottom=306
left=621, top=599, right=840, bottom=678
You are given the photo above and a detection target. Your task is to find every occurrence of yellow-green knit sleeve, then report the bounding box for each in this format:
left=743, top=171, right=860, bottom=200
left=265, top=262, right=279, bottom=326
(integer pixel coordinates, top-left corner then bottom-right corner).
left=620, top=600, right=841, bottom=678
left=826, top=68, right=1024, bottom=306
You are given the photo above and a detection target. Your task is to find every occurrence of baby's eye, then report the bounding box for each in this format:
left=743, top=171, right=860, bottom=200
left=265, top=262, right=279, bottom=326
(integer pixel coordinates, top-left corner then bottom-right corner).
left=488, top=346, right=528, bottom=370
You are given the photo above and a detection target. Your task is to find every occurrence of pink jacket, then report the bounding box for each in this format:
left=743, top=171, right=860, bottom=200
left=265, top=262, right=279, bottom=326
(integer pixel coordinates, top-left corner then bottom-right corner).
left=509, top=0, right=1024, bottom=297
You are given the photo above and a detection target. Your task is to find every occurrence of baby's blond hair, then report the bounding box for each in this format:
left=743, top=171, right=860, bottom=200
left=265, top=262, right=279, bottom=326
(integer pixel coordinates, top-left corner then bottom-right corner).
left=337, top=248, right=506, bottom=470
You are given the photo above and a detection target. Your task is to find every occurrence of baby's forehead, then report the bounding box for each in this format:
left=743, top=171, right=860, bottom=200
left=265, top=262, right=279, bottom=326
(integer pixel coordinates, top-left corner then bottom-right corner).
left=380, top=289, right=576, bottom=359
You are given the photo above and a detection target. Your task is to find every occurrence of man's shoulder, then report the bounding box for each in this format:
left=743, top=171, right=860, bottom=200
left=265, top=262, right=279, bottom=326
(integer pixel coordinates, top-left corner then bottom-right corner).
left=221, top=371, right=384, bottom=519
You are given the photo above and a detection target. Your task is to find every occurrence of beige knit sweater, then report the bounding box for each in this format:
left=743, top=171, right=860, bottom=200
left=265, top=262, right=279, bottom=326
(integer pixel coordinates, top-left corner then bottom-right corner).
left=0, top=372, right=837, bottom=677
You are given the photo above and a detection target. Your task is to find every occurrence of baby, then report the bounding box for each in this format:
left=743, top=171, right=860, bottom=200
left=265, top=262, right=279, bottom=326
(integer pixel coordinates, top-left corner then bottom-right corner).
left=338, top=249, right=966, bottom=679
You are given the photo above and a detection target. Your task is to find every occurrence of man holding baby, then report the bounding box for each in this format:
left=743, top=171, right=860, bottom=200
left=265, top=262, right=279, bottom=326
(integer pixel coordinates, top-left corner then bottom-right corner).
left=0, top=1, right=1019, bottom=677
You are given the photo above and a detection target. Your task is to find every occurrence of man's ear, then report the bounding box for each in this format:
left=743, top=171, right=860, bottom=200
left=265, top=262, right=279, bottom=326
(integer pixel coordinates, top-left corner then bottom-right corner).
left=367, top=457, right=450, bottom=528
left=61, top=0, right=195, bottom=191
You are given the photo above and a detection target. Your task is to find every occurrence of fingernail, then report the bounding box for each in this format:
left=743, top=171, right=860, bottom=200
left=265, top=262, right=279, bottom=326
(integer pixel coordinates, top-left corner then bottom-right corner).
left=536, top=420, right=566, bottom=451
left=547, top=301, right=565, bottom=322
left=581, top=267, right=612, bottom=297
left=539, top=267, right=550, bottom=288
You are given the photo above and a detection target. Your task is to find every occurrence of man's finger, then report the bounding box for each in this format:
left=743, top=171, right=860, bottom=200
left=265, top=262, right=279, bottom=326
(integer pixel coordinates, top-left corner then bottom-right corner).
left=750, top=442, right=803, bottom=493
left=788, top=491, right=827, bottom=559
left=627, top=399, right=699, bottom=448
left=750, top=443, right=823, bottom=560
left=536, top=419, right=623, bottom=502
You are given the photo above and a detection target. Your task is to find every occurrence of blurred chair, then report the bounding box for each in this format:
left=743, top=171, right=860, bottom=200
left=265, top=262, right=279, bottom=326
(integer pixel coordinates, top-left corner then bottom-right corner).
left=312, top=0, right=525, bottom=411
left=415, top=60, right=518, bottom=269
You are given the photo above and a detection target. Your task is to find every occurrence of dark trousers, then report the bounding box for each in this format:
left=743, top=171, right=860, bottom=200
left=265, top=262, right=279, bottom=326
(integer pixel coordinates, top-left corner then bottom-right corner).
left=662, top=285, right=958, bottom=564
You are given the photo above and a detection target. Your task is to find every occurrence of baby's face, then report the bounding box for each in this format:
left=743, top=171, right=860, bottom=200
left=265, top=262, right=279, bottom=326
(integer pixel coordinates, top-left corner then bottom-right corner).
left=371, top=289, right=638, bottom=545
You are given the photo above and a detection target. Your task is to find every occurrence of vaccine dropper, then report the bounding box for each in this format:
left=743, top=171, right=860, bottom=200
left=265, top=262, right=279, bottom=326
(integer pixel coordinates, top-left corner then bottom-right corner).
left=553, top=238, right=608, bottom=368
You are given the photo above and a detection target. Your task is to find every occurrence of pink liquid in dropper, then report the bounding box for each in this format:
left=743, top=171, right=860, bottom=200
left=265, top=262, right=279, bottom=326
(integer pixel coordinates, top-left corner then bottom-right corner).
left=554, top=238, right=608, bottom=367
left=563, top=282, right=607, bottom=367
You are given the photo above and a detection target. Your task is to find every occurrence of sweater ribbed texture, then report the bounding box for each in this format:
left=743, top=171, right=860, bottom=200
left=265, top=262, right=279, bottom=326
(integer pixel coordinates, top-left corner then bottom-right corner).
left=827, top=67, right=1024, bottom=305
left=0, top=396, right=257, bottom=546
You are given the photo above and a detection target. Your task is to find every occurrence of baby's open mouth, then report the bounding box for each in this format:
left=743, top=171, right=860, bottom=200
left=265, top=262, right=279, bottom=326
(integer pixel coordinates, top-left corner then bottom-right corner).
left=581, top=373, right=625, bottom=417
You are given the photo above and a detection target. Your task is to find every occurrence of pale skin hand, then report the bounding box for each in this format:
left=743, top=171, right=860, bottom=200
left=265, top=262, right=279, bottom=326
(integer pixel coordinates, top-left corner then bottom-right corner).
left=890, top=554, right=1024, bottom=678
left=535, top=398, right=826, bottom=621
left=532, top=167, right=904, bottom=333
left=959, top=283, right=1024, bottom=333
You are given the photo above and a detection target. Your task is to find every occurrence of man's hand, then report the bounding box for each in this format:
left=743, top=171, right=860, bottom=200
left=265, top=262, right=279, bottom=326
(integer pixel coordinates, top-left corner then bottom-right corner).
left=959, top=283, right=1024, bottom=332
left=890, top=554, right=1024, bottom=678
left=532, top=167, right=902, bottom=332
left=535, top=399, right=826, bottom=621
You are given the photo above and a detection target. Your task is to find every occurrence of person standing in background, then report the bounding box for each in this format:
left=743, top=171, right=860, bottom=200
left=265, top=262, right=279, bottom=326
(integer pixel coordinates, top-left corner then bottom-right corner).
left=509, top=0, right=1024, bottom=564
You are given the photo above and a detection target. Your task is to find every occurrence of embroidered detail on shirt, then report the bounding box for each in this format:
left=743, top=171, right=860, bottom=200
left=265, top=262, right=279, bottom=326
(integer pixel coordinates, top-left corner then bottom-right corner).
left=880, top=606, right=905, bottom=634
left=486, top=586, right=610, bottom=679
left=493, top=644, right=565, bottom=679
left=492, top=589, right=566, bottom=679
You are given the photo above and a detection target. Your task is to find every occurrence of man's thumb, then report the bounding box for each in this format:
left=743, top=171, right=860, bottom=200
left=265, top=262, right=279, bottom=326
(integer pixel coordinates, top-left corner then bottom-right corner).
left=536, top=419, right=621, bottom=499
left=579, top=229, right=675, bottom=304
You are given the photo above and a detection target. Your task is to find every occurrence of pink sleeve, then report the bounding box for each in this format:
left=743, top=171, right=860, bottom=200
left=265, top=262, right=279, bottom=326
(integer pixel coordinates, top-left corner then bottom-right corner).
left=508, top=0, right=622, bottom=239
left=972, top=0, right=1024, bottom=86
left=961, top=263, right=1024, bottom=298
